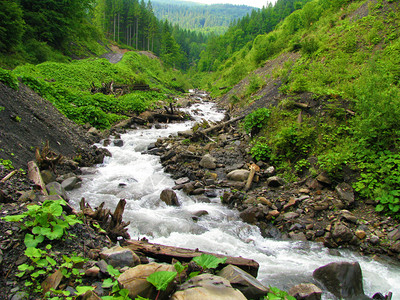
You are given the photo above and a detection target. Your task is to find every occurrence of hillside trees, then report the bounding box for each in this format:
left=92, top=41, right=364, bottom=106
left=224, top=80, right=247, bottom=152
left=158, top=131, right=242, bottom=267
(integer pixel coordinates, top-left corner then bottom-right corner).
left=0, top=0, right=24, bottom=52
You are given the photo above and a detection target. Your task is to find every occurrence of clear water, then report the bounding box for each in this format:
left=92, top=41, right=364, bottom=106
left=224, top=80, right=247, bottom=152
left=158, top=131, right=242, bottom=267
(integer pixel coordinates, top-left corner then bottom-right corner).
left=68, top=101, right=400, bottom=299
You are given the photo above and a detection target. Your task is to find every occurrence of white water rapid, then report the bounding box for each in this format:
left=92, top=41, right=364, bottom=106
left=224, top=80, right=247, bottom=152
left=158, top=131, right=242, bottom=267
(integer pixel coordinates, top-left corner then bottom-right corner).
left=69, top=100, right=400, bottom=299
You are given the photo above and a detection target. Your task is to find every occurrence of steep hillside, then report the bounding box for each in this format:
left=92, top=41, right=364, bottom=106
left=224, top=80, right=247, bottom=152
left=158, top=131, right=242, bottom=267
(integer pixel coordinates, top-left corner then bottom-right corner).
left=202, top=0, right=400, bottom=218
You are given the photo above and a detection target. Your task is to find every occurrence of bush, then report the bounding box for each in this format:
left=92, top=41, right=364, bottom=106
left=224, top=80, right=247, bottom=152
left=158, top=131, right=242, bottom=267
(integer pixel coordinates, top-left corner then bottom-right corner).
left=0, top=67, right=19, bottom=90
left=243, top=107, right=271, bottom=136
left=250, top=138, right=271, bottom=161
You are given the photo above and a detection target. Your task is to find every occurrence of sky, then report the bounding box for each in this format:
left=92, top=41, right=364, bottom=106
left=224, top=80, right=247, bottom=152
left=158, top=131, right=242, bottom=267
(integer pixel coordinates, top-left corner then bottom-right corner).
left=188, top=0, right=274, bottom=8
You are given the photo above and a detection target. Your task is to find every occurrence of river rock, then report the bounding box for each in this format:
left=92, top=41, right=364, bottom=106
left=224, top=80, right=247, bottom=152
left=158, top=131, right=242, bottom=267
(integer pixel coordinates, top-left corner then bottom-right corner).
left=171, top=274, right=247, bottom=300
left=100, top=246, right=140, bottom=268
left=339, top=210, right=358, bottom=224
left=46, top=182, right=68, bottom=201
left=240, top=207, right=258, bottom=224
left=217, top=265, right=269, bottom=299
left=199, top=154, right=217, bottom=169
left=227, top=170, right=250, bottom=181
left=289, top=283, right=322, bottom=300
left=284, top=212, right=299, bottom=220
left=313, top=262, right=365, bottom=299
left=61, top=176, right=80, bottom=191
left=175, top=177, right=190, bottom=185
left=390, top=241, right=400, bottom=253
left=114, top=139, right=124, bottom=147
left=118, top=263, right=176, bottom=299
left=335, top=182, right=355, bottom=206
left=332, top=222, right=354, bottom=243
left=316, top=172, right=331, bottom=185
left=388, top=226, right=400, bottom=241
left=266, top=176, right=286, bottom=187
left=41, top=170, right=56, bottom=185
left=160, top=189, right=180, bottom=206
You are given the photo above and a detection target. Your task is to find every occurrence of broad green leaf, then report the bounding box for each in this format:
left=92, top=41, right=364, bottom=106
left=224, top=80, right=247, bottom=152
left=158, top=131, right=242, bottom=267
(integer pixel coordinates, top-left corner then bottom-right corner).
left=25, top=247, right=44, bottom=258
left=2, top=214, right=25, bottom=222
left=146, top=271, right=177, bottom=291
left=18, top=264, right=34, bottom=272
left=75, top=286, right=95, bottom=295
left=102, top=278, right=115, bottom=288
left=192, top=254, right=227, bottom=269
left=24, top=233, right=44, bottom=248
left=36, top=258, right=49, bottom=268
left=174, top=261, right=186, bottom=274
left=188, top=271, right=199, bottom=279
left=46, top=256, right=57, bottom=266
left=135, top=296, right=151, bottom=300
left=48, top=202, right=63, bottom=216
left=42, top=224, right=64, bottom=240
left=107, top=264, right=121, bottom=278
left=375, top=204, right=385, bottom=212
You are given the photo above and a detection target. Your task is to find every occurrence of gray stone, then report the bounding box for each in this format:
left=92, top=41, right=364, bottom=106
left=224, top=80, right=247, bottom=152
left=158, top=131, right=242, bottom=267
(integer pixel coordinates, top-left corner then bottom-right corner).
left=171, top=274, right=247, bottom=300
left=100, top=246, right=140, bottom=268
left=114, top=139, right=124, bottom=147
left=199, top=154, right=217, bottom=169
left=193, top=210, right=209, bottom=218
left=390, top=241, right=400, bottom=253
left=240, top=207, right=258, bottom=224
left=41, top=170, right=56, bottom=185
left=267, top=176, right=286, bottom=187
left=339, top=210, right=358, bottom=224
left=227, top=170, right=250, bottom=181
left=46, top=182, right=68, bottom=201
left=265, top=166, right=275, bottom=176
left=284, top=212, right=300, bottom=220
left=313, top=262, right=365, bottom=299
left=388, top=226, right=400, bottom=241
left=61, top=176, right=80, bottom=191
left=160, top=189, right=180, bottom=206
left=178, top=129, right=193, bottom=138
left=118, top=263, right=176, bottom=299
left=217, top=265, right=269, bottom=299
left=332, top=222, right=354, bottom=243
left=175, top=177, right=190, bottom=185
left=368, top=235, right=380, bottom=245
left=182, top=182, right=196, bottom=194
left=289, top=283, right=322, bottom=300
left=11, top=291, right=29, bottom=300
left=335, top=182, right=355, bottom=206
left=289, top=232, right=307, bottom=241
left=316, top=172, right=332, bottom=185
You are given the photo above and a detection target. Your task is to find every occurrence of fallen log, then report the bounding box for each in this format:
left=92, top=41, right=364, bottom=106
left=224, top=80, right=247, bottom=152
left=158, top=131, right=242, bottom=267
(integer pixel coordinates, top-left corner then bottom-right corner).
left=191, top=115, right=246, bottom=140
left=153, top=113, right=185, bottom=122
left=27, top=161, right=48, bottom=195
left=1, top=170, right=18, bottom=183
left=124, top=240, right=259, bottom=277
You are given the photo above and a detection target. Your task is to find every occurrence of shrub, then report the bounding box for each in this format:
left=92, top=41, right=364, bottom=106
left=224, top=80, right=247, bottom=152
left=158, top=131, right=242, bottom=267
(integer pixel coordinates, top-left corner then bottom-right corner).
left=243, top=108, right=271, bottom=136
left=250, top=138, right=272, bottom=161
left=0, top=67, right=19, bottom=90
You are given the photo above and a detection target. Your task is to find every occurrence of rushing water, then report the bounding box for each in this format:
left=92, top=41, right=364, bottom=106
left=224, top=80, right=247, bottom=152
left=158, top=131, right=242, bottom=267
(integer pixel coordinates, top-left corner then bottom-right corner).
left=69, top=100, right=400, bottom=299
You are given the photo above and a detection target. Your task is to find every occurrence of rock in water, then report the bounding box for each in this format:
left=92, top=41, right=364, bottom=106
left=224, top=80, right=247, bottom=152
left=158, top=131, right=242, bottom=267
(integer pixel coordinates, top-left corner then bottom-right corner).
left=160, top=189, right=180, bottom=206
left=171, top=274, right=247, bottom=300
left=217, top=265, right=269, bottom=299
left=313, top=262, right=365, bottom=299
left=199, top=154, right=217, bottom=169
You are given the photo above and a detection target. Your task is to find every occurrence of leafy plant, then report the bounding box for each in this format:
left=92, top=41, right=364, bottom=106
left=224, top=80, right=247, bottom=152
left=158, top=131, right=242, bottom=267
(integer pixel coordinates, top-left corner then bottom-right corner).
left=146, top=271, right=177, bottom=300
left=243, top=108, right=271, bottom=136
left=192, top=253, right=227, bottom=270
left=250, top=137, right=272, bottom=162
left=102, top=264, right=130, bottom=299
left=0, top=159, right=14, bottom=170
left=0, top=67, right=19, bottom=90
left=265, top=286, right=296, bottom=300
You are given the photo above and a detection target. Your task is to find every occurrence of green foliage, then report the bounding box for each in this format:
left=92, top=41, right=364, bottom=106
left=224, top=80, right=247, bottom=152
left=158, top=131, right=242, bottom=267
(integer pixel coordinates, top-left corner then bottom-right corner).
left=250, top=138, right=272, bottom=162
left=101, top=265, right=130, bottom=299
left=3, top=199, right=82, bottom=246
left=0, top=0, right=24, bottom=52
left=265, top=286, right=296, bottom=300
left=147, top=271, right=177, bottom=291
left=243, top=108, right=271, bottom=135
left=0, top=67, right=19, bottom=90
left=246, top=74, right=264, bottom=96
left=0, top=159, right=14, bottom=170
left=192, top=254, right=227, bottom=270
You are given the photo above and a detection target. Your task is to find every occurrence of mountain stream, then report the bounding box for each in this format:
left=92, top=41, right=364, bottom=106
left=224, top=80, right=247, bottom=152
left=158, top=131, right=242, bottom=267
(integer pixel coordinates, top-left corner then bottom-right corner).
left=69, top=99, right=400, bottom=299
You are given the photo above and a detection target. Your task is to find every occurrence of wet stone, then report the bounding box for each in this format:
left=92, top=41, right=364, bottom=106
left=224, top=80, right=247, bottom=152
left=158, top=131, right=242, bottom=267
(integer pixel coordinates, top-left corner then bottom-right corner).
left=387, top=226, right=400, bottom=241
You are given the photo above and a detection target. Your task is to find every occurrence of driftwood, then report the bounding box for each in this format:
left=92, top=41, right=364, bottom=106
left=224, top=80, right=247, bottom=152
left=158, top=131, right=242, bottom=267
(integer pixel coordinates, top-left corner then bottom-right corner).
left=80, top=198, right=130, bottom=242
left=191, top=115, right=246, bottom=140
left=28, top=161, right=48, bottom=195
left=35, top=141, right=63, bottom=172
left=1, top=170, right=18, bottom=183
left=293, top=102, right=309, bottom=109
left=153, top=113, right=185, bottom=122
left=244, top=164, right=260, bottom=191
left=124, top=240, right=259, bottom=277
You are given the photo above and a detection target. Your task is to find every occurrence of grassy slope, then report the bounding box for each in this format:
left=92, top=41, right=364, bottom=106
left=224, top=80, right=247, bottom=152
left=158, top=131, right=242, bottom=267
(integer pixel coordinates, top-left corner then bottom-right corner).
left=200, top=0, right=400, bottom=216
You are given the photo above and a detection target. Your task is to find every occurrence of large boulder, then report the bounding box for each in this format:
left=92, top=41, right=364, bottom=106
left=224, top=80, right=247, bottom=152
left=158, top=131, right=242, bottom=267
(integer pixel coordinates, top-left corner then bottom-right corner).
left=227, top=170, right=250, bottom=182
left=160, top=189, right=180, bottom=206
left=99, top=246, right=140, bottom=268
left=335, top=183, right=355, bottom=207
left=313, top=262, right=365, bottom=299
left=289, top=283, right=322, bottom=300
left=118, top=263, right=176, bottom=299
left=61, top=176, right=80, bottom=191
left=171, top=274, right=247, bottom=300
left=199, top=154, right=217, bottom=169
left=217, top=265, right=269, bottom=299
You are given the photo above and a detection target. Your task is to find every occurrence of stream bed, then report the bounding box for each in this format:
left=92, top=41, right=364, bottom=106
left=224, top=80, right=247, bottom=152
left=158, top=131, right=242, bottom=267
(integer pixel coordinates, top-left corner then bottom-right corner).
left=69, top=100, right=400, bottom=299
